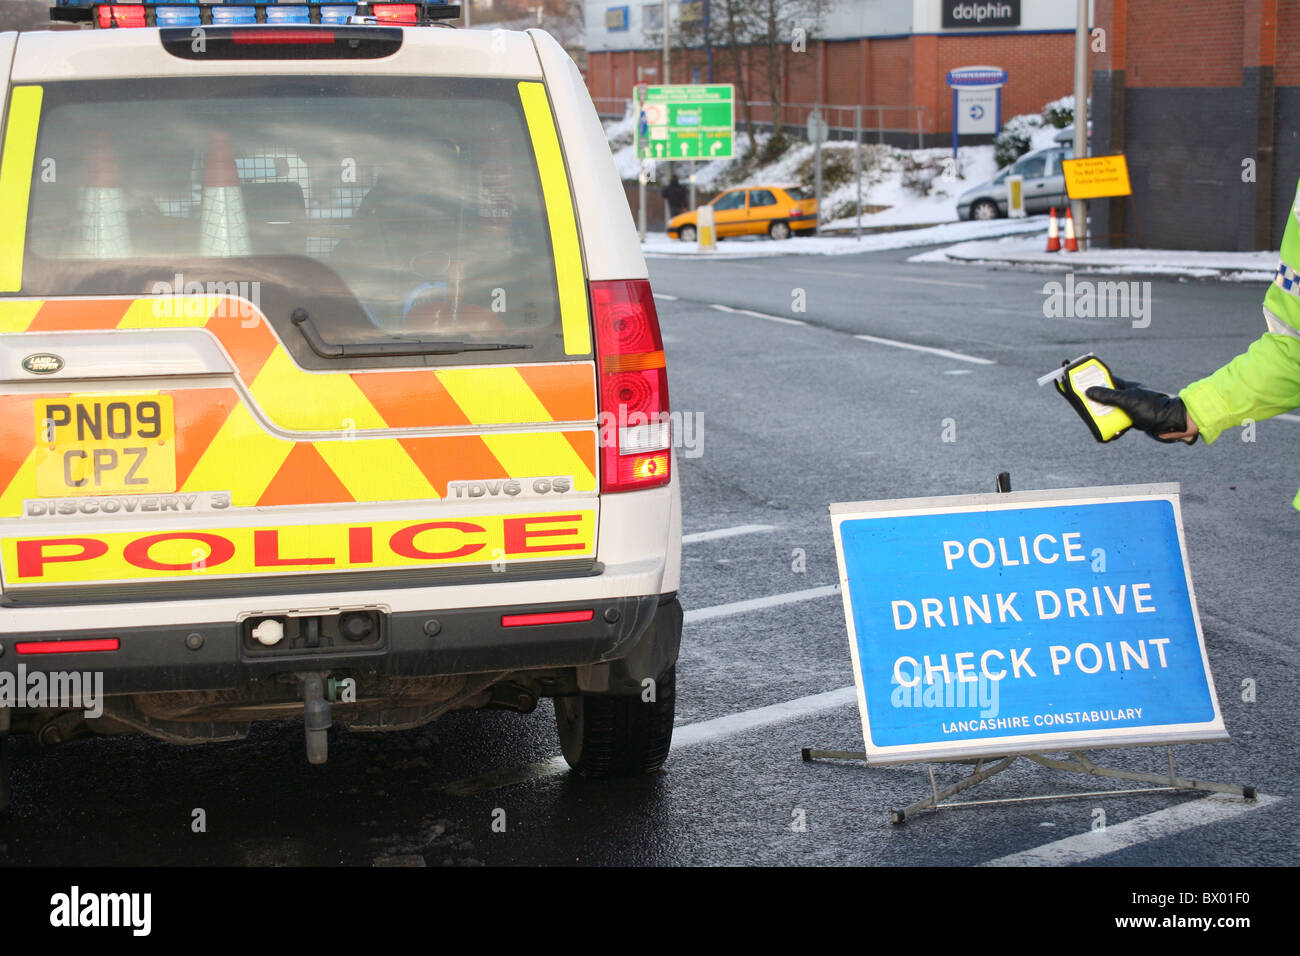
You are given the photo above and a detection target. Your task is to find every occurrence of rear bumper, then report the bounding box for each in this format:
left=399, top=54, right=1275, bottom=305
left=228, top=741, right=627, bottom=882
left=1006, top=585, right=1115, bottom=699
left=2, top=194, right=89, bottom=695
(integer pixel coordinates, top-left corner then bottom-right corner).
left=0, top=593, right=679, bottom=697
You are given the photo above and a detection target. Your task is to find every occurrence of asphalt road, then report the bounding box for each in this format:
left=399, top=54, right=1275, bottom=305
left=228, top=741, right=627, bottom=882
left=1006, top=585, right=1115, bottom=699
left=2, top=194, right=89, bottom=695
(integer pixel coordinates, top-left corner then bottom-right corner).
left=1, top=243, right=1294, bottom=872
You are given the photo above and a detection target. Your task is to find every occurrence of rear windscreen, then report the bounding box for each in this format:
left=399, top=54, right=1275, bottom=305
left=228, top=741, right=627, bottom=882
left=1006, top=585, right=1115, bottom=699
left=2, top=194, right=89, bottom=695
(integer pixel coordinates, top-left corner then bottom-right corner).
left=14, top=76, right=579, bottom=366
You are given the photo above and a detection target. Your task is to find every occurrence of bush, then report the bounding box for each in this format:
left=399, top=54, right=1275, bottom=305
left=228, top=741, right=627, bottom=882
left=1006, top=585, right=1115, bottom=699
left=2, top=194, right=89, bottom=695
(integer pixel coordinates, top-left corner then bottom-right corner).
left=993, top=129, right=1031, bottom=168
left=1041, top=96, right=1075, bottom=129
left=757, top=131, right=794, bottom=167
left=993, top=111, right=1043, bottom=168
left=795, top=145, right=858, bottom=192
left=896, top=152, right=953, bottom=196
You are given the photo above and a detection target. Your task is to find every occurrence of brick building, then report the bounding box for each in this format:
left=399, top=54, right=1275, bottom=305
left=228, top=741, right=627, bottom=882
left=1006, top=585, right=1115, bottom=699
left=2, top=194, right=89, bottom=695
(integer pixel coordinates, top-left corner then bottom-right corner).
left=585, top=0, right=1080, bottom=144
left=1091, top=0, right=1299, bottom=250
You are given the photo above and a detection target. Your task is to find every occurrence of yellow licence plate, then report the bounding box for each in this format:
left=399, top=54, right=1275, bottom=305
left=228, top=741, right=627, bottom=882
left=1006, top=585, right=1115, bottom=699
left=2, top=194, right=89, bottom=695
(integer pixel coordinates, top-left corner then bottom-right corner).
left=33, top=395, right=176, bottom=497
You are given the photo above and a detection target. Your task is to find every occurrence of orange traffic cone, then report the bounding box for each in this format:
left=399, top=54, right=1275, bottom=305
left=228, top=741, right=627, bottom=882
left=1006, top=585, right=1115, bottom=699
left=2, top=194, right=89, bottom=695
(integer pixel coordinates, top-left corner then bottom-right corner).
left=1046, top=207, right=1061, bottom=252
left=1063, top=206, right=1079, bottom=252
left=199, top=131, right=250, bottom=258
left=75, top=131, right=132, bottom=259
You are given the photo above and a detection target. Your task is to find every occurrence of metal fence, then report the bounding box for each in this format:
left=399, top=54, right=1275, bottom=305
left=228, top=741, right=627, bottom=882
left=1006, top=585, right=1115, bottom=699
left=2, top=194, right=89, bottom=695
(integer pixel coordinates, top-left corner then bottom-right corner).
left=594, top=97, right=930, bottom=150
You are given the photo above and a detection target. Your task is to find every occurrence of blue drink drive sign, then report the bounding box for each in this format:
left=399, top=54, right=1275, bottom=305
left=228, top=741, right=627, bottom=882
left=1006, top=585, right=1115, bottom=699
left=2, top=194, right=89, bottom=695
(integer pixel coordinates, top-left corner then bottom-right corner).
left=829, top=484, right=1227, bottom=765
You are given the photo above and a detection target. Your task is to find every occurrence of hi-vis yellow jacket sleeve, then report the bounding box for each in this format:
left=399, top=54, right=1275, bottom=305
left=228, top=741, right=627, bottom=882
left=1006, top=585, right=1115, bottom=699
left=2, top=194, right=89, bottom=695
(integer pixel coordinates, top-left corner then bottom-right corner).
left=1181, top=179, right=1300, bottom=506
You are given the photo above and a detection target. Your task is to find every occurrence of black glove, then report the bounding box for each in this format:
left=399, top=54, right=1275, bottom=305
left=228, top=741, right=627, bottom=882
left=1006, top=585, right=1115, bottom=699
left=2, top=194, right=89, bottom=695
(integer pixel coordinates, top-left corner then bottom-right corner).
left=1084, top=383, right=1196, bottom=443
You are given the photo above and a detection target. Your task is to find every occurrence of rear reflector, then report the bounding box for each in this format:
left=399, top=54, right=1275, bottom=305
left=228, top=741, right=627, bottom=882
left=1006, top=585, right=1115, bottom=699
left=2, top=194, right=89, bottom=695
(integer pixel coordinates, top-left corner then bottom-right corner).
left=15, top=638, right=120, bottom=655
left=501, top=610, right=595, bottom=627
left=590, top=279, right=671, bottom=493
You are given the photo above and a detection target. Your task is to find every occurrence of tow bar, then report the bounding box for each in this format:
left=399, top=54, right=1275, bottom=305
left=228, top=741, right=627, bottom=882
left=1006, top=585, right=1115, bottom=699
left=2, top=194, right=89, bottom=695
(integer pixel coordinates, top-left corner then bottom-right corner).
left=298, top=672, right=331, bottom=764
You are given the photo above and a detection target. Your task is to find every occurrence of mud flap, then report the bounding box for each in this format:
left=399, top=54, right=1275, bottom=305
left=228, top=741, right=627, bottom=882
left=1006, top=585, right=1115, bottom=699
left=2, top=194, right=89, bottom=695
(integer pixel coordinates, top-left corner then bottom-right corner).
left=576, top=596, right=682, bottom=695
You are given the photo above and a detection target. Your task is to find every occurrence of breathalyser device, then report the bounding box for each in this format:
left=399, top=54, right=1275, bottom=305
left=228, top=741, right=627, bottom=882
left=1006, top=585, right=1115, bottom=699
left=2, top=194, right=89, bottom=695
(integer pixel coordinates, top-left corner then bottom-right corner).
left=1038, top=353, right=1133, bottom=443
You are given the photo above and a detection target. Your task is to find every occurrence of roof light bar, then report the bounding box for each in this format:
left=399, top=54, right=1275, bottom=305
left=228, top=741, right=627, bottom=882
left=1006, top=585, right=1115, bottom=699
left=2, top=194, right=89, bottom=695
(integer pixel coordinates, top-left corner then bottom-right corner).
left=52, top=1, right=461, bottom=27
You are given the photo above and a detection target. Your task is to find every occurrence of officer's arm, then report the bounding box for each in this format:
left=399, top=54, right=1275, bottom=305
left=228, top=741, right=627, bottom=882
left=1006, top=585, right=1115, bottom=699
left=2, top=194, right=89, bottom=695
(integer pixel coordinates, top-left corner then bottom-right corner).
left=1180, top=332, right=1300, bottom=443
left=1180, top=182, right=1300, bottom=444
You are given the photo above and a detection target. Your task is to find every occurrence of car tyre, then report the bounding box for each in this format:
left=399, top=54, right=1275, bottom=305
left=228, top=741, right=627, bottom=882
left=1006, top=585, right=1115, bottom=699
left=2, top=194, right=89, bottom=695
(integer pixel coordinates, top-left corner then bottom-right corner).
left=768, top=221, right=792, bottom=240
left=556, top=663, right=676, bottom=777
left=970, top=199, right=1000, bottom=221
left=678, top=224, right=697, bottom=242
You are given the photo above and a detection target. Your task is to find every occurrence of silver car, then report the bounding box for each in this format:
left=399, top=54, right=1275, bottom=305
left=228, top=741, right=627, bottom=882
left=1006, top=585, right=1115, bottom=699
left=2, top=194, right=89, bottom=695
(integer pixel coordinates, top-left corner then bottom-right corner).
left=958, top=145, right=1074, bottom=219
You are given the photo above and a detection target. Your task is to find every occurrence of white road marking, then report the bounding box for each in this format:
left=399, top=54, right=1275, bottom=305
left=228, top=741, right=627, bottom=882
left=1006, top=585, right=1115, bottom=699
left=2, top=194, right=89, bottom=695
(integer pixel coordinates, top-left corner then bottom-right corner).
left=652, top=292, right=679, bottom=301
left=684, top=584, right=840, bottom=624
left=439, top=685, right=858, bottom=796
left=672, top=685, right=857, bottom=747
left=682, top=524, right=778, bottom=544
left=1276, top=413, right=1300, bottom=423
left=854, top=333, right=995, bottom=365
left=792, top=267, right=986, bottom=289
left=791, top=267, right=865, bottom=279
left=709, top=303, right=807, bottom=326
left=981, top=793, right=1282, bottom=866
left=737, top=307, right=808, bottom=326
left=886, top=275, right=987, bottom=289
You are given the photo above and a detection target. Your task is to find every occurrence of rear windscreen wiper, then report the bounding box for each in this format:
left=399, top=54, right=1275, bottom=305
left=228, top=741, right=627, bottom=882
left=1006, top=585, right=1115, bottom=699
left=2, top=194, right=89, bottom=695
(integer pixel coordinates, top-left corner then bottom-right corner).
left=291, top=308, right=532, bottom=358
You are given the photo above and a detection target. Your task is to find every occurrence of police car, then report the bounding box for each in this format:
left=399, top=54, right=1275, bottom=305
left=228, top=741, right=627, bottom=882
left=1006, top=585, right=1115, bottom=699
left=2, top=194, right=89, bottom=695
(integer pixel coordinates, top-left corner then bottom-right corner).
left=0, top=1, right=682, bottom=806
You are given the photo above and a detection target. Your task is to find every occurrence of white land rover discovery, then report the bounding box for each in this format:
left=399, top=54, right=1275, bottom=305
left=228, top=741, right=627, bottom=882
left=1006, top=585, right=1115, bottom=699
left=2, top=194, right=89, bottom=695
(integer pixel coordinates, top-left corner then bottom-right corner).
left=0, top=1, right=682, bottom=809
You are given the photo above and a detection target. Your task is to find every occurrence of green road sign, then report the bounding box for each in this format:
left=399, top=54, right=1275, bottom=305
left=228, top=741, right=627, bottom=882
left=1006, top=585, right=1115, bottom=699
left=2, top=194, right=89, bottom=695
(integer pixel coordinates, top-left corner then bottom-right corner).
left=635, top=84, right=735, bottom=161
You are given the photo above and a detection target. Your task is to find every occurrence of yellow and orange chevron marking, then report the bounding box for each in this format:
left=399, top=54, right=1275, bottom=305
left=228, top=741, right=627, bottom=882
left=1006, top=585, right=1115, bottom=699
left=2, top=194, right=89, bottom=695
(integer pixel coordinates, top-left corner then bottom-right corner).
left=0, top=297, right=598, bottom=515
left=0, top=296, right=596, bottom=429
left=0, top=387, right=597, bottom=516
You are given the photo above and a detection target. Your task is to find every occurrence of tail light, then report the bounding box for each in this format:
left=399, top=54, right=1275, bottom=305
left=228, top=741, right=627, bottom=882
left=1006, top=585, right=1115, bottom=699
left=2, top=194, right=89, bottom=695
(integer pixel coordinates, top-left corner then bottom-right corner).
left=590, top=279, right=671, bottom=493
left=789, top=208, right=803, bottom=218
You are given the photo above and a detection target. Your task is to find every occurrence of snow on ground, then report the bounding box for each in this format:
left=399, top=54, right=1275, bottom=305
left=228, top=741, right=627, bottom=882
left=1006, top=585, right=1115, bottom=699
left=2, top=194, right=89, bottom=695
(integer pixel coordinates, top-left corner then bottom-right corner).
left=642, top=216, right=1048, bottom=259
left=909, top=234, right=1277, bottom=281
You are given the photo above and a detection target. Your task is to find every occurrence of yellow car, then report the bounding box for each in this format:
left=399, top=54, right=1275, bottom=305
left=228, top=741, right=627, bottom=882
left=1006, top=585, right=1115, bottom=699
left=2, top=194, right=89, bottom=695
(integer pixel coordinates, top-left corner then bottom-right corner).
left=667, top=185, right=818, bottom=241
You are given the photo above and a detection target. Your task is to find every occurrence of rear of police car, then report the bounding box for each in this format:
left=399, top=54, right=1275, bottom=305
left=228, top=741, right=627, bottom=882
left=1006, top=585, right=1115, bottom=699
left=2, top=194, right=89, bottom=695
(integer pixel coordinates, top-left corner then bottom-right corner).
left=0, top=2, right=681, bottom=789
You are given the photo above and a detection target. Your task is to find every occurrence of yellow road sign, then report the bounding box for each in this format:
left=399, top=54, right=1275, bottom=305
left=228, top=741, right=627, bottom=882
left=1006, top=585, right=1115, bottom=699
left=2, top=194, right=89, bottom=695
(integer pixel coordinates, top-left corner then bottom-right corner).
left=1062, top=154, right=1133, bottom=200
